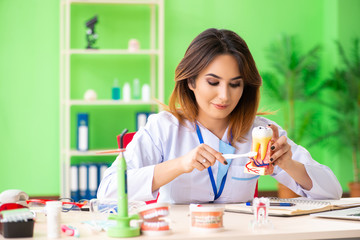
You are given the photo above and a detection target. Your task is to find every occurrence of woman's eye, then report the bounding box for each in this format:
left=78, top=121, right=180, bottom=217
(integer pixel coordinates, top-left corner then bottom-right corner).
left=230, top=82, right=241, bottom=88
left=207, top=80, right=219, bottom=86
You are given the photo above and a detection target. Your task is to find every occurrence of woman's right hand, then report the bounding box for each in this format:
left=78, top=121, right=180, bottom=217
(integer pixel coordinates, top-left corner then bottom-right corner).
left=179, top=144, right=228, bottom=173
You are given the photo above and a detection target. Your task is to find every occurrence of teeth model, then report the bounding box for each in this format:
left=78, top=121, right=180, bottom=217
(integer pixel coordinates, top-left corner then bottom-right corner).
left=189, top=204, right=225, bottom=232
left=244, top=126, right=273, bottom=175
left=252, top=126, right=273, bottom=163
left=138, top=203, right=171, bottom=234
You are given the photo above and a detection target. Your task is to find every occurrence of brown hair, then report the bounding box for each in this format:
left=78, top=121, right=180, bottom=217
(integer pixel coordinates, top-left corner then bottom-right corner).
left=167, top=28, right=262, bottom=145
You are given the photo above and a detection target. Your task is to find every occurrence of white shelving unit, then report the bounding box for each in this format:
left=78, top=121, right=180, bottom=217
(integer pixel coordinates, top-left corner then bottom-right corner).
left=59, top=0, right=164, bottom=198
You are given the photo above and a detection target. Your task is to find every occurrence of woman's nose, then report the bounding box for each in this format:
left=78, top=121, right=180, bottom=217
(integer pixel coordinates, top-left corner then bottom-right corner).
left=218, top=85, right=230, bottom=101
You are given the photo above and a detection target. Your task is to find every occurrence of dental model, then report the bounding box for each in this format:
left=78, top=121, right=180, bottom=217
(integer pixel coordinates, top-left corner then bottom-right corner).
left=138, top=203, right=171, bottom=236
left=189, top=204, right=225, bottom=232
left=244, top=126, right=273, bottom=175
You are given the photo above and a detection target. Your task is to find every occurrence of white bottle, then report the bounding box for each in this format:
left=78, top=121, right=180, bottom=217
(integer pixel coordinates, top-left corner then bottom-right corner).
left=123, top=82, right=131, bottom=101
left=132, top=78, right=141, bottom=100
left=46, top=201, right=62, bottom=239
left=141, top=84, right=150, bottom=101
left=77, top=113, right=88, bottom=151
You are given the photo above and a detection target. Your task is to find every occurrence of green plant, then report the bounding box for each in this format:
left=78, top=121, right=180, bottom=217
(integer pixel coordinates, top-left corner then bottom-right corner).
left=321, top=39, right=360, bottom=182
left=261, top=35, right=321, bottom=144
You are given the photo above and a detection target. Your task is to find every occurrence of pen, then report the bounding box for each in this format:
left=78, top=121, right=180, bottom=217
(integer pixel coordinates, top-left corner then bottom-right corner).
left=246, top=202, right=296, bottom=207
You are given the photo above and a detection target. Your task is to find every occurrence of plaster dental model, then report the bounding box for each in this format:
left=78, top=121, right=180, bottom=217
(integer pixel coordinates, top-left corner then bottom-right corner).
left=138, top=203, right=170, bottom=236
left=189, top=204, right=225, bottom=232
left=244, top=126, right=273, bottom=175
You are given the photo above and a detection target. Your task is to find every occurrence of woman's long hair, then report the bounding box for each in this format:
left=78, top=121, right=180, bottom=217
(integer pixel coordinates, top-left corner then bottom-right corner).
left=167, top=28, right=262, bottom=145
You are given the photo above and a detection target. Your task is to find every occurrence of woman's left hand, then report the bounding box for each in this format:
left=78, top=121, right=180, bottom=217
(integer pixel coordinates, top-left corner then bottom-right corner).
left=267, top=124, right=313, bottom=190
left=268, top=124, right=293, bottom=170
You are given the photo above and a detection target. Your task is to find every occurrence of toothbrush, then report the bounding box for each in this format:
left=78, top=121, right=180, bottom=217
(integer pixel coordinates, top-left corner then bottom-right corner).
left=222, top=151, right=257, bottom=159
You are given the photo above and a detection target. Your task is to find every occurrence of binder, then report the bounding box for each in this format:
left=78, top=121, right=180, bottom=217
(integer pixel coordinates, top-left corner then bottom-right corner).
left=88, top=164, right=98, bottom=199
left=99, top=163, right=109, bottom=183
left=70, top=165, right=80, bottom=202
left=136, top=112, right=155, bottom=130
left=78, top=164, right=88, bottom=200
left=71, top=162, right=109, bottom=201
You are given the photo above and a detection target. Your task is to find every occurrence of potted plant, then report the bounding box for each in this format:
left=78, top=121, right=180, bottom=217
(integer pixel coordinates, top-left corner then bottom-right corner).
left=261, top=34, right=322, bottom=198
left=320, top=39, right=360, bottom=197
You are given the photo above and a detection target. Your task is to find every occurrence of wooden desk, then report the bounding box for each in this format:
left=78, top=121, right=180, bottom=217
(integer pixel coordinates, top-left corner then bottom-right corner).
left=2, top=205, right=360, bottom=240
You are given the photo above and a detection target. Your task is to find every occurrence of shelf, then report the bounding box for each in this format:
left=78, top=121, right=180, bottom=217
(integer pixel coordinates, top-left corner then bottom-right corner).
left=64, top=49, right=160, bottom=55
left=68, top=99, right=156, bottom=105
left=60, top=0, right=164, bottom=198
left=69, top=149, right=119, bottom=156
left=64, top=0, right=160, bottom=5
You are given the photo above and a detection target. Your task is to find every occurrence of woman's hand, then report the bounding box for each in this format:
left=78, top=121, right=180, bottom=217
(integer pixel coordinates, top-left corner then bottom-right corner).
left=268, top=124, right=294, bottom=170
left=179, top=144, right=228, bottom=173
left=152, top=144, right=227, bottom=191
left=268, top=124, right=313, bottom=190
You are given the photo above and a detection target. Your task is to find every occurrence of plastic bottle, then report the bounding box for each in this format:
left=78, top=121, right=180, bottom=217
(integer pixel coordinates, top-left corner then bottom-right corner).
left=132, top=78, right=141, bottom=100
left=77, top=113, right=89, bottom=151
left=46, top=201, right=62, bottom=239
left=141, top=84, right=150, bottom=101
left=123, top=82, right=131, bottom=101
left=112, top=78, right=120, bottom=100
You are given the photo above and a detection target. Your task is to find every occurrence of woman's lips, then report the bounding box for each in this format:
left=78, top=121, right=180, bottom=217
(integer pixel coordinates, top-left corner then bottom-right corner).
left=212, top=103, right=228, bottom=110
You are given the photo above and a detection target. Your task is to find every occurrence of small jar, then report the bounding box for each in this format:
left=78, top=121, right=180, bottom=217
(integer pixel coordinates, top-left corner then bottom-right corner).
left=46, top=201, right=62, bottom=239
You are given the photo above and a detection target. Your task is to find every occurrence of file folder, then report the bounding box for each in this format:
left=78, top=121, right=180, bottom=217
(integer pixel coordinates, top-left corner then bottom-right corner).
left=70, top=165, right=80, bottom=202
left=136, top=112, right=155, bottom=130
left=79, top=164, right=88, bottom=200
left=88, top=164, right=98, bottom=199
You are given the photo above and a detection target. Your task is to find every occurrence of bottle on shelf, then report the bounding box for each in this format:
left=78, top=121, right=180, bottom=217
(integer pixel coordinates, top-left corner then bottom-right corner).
left=112, top=78, right=120, bottom=100
left=77, top=113, right=89, bottom=151
left=141, top=84, right=150, bottom=101
left=123, top=82, right=131, bottom=101
left=132, top=78, right=141, bottom=100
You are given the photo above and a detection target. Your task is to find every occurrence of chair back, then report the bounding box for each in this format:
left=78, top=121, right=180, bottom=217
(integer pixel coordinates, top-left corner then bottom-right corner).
left=117, top=132, right=136, bottom=148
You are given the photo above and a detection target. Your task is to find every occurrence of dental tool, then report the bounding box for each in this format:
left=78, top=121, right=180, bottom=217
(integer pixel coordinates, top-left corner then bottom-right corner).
left=222, top=151, right=257, bottom=159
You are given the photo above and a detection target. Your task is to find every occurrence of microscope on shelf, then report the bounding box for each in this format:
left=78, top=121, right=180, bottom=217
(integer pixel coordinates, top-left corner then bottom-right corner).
left=85, top=15, right=98, bottom=49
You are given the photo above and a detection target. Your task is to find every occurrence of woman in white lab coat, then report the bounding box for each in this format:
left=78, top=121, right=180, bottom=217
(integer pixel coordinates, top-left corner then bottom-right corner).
left=97, top=28, right=342, bottom=203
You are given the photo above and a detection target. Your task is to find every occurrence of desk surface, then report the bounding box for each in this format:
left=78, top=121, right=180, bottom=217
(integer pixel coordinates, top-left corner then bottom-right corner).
left=2, top=204, right=360, bottom=240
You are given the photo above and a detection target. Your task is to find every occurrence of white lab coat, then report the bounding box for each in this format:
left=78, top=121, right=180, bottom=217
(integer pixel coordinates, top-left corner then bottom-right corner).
left=97, top=111, right=342, bottom=203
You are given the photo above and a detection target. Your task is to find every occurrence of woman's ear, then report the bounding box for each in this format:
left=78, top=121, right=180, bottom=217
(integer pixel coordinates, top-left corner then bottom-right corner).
left=187, top=78, right=195, bottom=91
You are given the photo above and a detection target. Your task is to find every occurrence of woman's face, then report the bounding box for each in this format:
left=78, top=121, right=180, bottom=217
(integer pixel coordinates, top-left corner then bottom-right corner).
left=189, top=54, right=244, bottom=125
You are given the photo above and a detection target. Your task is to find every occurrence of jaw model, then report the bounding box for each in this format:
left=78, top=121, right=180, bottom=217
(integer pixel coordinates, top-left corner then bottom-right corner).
left=244, top=126, right=273, bottom=175
left=138, top=203, right=170, bottom=235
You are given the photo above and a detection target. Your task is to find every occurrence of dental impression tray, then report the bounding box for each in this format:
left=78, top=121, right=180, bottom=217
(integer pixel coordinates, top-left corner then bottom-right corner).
left=244, top=126, right=273, bottom=175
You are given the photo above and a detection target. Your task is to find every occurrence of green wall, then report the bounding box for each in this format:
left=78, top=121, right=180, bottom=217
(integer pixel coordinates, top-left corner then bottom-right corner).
left=0, top=1, right=60, bottom=196
left=0, top=0, right=359, bottom=196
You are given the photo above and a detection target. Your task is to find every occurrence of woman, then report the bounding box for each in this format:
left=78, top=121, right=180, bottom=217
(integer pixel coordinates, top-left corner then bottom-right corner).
left=98, top=28, right=342, bottom=203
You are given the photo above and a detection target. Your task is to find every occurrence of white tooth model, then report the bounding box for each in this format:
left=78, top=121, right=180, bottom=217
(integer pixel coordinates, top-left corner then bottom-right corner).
left=138, top=203, right=171, bottom=236
left=244, top=126, right=273, bottom=175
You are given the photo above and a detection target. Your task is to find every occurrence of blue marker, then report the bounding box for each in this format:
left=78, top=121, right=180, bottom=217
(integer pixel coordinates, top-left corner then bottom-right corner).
left=246, top=202, right=295, bottom=207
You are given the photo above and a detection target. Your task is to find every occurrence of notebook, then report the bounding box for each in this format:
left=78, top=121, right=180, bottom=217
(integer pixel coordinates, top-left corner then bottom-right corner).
left=225, top=197, right=360, bottom=216
left=311, top=206, right=360, bottom=220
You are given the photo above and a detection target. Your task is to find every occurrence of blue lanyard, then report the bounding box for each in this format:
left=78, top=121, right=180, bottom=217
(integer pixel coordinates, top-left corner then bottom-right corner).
left=195, top=124, right=230, bottom=201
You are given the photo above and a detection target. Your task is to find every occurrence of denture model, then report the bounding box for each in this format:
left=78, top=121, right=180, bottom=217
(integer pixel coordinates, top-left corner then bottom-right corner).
left=189, top=204, right=225, bottom=232
left=138, top=203, right=170, bottom=236
left=244, top=126, right=273, bottom=175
